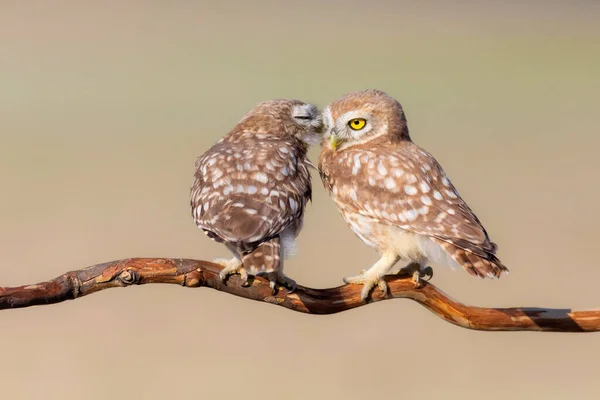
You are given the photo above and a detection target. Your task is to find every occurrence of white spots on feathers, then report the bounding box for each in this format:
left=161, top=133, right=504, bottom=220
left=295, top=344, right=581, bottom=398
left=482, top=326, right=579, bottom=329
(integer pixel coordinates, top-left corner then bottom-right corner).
left=384, top=178, right=396, bottom=190
left=433, top=191, right=443, bottom=200
left=404, top=209, right=418, bottom=221
left=404, top=185, right=417, bottom=195
left=445, top=189, right=458, bottom=199
left=392, top=168, right=404, bottom=177
left=377, top=161, right=388, bottom=176
left=352, top=154, right=361, bottom=175
left=254, top=172, right=268, bottom=183
left=289, top=198, right=298, bottom=213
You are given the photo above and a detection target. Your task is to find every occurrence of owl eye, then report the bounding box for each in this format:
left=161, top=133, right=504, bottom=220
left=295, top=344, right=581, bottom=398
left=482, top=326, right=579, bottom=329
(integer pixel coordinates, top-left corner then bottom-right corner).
left=348, top=118, right=367, bottom=130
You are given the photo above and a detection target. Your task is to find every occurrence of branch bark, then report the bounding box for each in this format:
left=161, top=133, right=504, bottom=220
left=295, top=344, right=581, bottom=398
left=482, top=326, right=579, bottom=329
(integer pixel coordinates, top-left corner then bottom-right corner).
left=1, top=258, right=598, bottom=332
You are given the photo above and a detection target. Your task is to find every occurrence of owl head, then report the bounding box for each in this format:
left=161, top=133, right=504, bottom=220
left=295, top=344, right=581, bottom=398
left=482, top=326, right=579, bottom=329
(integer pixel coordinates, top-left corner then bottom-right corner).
left=322, top=89, right=410, bottom=151
left=237, top=99, right=323, bottom=145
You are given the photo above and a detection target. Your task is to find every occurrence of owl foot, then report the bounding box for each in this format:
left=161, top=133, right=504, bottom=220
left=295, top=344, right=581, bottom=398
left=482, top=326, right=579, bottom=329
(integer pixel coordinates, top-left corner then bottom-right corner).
left=343, top=270, right=388, bottom=302
left=397, top=262, right=433, bottom=288
left=268, top=273, right=297, bottom=295
left=214, top=257, right=249, bottom=287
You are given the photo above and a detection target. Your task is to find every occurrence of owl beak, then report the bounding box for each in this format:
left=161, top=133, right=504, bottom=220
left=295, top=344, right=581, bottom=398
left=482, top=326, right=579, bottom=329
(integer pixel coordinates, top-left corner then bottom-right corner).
left=329, top=129, right=344, bottom=151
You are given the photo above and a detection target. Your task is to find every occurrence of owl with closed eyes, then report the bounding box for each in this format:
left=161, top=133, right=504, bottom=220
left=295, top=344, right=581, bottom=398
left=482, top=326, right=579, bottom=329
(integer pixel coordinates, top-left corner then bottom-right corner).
left=191, top=99, right=323, bottom=293
left=319, top=89, right=508, bottom=301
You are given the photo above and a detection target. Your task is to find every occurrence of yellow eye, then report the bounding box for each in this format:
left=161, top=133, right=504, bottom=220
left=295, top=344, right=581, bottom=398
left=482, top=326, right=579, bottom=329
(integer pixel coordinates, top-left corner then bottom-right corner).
left=348, top=118, right=367, bottom=130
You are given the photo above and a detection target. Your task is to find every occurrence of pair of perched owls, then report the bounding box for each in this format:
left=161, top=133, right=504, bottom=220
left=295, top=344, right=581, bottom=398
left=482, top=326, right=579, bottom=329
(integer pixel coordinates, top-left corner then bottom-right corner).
left=191, top=89, right=508, bottom=301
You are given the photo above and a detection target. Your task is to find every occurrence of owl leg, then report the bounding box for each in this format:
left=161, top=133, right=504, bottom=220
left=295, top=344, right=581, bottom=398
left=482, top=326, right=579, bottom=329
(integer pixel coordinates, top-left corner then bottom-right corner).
left=343, top=252, right=400, bottom=301
left=214, top=256, right=249, bottom=286
left=398, top=262, right=433, bottom=288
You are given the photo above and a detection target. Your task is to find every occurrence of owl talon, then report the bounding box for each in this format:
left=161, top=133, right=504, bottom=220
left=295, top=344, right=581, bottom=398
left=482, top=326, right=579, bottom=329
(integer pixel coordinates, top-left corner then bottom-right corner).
left=422, top=266, right=434, bottom=281
left=412, top=266, right=433, bottom=288
left=344, top=272, right=386, bottom=302
left=268, top=275, right=297, bottom=295
left=378, top=279, right=389, bottom=297
left=213, top=257, right=245, bottom=286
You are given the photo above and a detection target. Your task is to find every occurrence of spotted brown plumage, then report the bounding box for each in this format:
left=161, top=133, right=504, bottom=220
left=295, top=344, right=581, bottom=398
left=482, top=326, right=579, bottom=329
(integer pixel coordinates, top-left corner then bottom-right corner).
left=191, top=99, right=322, bottom=293
left=319, top=89, right=508, bottom=301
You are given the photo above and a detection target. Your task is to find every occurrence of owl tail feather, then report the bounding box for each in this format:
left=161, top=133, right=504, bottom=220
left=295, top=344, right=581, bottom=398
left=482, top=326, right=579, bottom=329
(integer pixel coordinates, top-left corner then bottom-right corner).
left=433, top=238, right=509, bottom=279
left=241, top=237, right=281, bottom=276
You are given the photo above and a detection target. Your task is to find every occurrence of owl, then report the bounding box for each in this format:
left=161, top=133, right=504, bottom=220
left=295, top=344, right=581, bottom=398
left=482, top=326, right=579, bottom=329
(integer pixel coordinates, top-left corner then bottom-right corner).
left=319, top=89, right=508, bottom=301
left=191, top=99, right=322, bottom=293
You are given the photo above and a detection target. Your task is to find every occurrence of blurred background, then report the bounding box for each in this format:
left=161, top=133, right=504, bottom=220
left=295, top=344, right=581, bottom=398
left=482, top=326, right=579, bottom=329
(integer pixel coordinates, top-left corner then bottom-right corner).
left=1, top=1, right=599, bottom=399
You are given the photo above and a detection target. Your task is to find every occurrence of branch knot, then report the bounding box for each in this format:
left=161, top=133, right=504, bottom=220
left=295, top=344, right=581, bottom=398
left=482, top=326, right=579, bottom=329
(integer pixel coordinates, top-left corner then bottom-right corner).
left=117, top=270, right=140, bottom=286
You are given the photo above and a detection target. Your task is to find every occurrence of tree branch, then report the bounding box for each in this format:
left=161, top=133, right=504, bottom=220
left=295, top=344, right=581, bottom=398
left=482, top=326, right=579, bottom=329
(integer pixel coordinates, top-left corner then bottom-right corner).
left=1, top=257, right=598, bottom=332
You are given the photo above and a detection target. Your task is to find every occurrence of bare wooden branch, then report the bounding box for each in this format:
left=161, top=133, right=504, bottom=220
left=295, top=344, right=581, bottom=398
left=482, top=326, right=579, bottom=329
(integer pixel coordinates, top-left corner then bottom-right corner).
left=1, top=258, right=598, bottom=332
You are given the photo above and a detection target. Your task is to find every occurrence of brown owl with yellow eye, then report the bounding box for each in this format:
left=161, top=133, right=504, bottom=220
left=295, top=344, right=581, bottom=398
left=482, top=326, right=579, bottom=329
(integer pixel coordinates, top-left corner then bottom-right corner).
left=319, top=89, right=508, bottom=301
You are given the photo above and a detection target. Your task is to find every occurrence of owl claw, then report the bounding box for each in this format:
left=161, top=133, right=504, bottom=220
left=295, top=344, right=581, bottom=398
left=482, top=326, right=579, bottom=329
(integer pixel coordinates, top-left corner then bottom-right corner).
left=267, top=274, right=297, bottom=295
left=214, top=257, right=246, bottom=286
left=344, top=273, right=386, bottom=302
left=412, top=266, right=433, bottom=288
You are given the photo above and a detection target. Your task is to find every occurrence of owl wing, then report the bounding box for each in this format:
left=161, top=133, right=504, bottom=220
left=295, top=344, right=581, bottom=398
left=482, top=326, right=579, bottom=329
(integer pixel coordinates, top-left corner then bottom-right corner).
left=191, top=137, right=311, bottom=254
left=320, top=143, right=504, bottom=267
